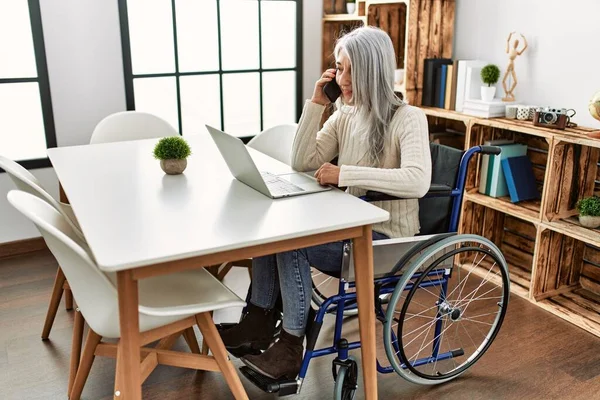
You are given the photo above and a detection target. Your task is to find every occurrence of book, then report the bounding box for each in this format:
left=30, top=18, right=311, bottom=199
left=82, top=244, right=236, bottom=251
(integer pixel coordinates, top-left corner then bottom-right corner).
left=488, top=143, right=528, bottom=198
left=501, top=156, right=541, bottom=203
left=463, top=99, right=516, bottom=112
left=455, top=60, right=486, bottom=111
left=437, top=64, right=449, bottom=108
left=449, top=60, right=459, bottom=110
left=444, top=64, right=454, bottom=110
left=462, top=107, right=506, bottom=118
left=478, top=139, right=514, bottom=195
left=422, top=58, right=453, bottom=107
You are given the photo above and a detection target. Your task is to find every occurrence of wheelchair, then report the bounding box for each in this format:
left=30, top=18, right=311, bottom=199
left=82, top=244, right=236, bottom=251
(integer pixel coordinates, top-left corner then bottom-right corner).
left=238, top=143, right=510, bottom=398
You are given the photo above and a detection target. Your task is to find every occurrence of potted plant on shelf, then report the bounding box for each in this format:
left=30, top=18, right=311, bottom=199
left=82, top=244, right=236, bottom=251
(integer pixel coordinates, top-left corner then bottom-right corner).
left=153, top=136, right=192, bottom=175
left=576, top=195, right=600, bottom=228
left=480, top=64, right=501, bottom=102
left=346, top=0, right=356, bottom=14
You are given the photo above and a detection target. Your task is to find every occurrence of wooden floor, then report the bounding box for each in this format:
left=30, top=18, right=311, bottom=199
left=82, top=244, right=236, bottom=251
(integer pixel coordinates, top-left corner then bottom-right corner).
left=1, top=250, right=600, bottom=400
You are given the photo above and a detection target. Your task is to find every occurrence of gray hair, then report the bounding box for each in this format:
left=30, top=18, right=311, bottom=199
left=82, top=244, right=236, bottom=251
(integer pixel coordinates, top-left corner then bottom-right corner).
left=334, top=26, right=403, bottom=166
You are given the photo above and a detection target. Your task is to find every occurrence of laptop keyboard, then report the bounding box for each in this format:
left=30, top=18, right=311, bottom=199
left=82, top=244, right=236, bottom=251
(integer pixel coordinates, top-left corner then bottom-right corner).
left=260, top=171, right=305, bottom=196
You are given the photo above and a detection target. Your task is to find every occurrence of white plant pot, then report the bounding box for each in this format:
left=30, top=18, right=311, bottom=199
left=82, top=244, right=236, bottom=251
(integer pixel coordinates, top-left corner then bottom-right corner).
left=579, top=215, right=600, bottom=229
left=346, top=3, right=356, bottom=14
left=481, top=86, right=496, bottom=102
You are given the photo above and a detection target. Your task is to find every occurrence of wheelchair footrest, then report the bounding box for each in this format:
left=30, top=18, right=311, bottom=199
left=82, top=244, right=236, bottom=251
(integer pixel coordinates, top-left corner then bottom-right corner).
left=239, top=366, right=298, bottom=396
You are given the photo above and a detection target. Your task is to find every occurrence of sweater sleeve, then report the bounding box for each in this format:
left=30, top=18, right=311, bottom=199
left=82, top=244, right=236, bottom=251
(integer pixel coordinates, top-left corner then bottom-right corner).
left=291, top=100, right=340, bottom=171
left=338, top=107, right=431, bottom=198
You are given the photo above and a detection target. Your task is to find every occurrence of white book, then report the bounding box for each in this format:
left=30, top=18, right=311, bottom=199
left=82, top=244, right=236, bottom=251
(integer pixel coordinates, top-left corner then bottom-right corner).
left=462, top=107, right=505, bottom=118
left=463, top=99, right=516, bottom=112
left=455, top=60, right=487, bottom=112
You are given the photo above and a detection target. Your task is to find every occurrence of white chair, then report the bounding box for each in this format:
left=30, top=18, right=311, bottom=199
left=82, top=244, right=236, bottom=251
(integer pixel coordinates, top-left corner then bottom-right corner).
left=7, top=190, right=249, bottom=400
left=90, top=111, right=179, bottom=144
left=246, top=123, right=298, bottom=165
left=0, top=154, right=84, bottom=339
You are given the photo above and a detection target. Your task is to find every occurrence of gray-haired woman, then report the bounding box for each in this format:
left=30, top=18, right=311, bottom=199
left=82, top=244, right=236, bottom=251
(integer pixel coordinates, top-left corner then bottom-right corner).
left=220, top=26, right=432, bottom=380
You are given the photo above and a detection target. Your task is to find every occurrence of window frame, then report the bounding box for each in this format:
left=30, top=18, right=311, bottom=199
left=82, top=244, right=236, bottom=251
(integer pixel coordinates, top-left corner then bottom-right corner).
left=118, top=0, right=303, bottom=143
left=0, top=0, right=57, bottom=171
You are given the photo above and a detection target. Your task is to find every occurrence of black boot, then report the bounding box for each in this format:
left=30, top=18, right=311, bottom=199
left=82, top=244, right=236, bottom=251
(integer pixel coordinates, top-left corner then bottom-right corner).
left=219, top=302, right=281, bottom=358
left=241, top=330, right=304, bottom=380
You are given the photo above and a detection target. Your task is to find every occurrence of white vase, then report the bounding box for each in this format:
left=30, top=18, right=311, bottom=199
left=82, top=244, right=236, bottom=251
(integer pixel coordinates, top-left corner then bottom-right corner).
left=481, top=86, right=496, bottom=102
left=346, top=3, right=356, bottom=14
left=579, top=215, right=600, bottom=229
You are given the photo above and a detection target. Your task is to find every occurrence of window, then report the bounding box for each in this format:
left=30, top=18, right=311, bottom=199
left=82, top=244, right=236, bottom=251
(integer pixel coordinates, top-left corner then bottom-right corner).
left=119, top=0, right=302, bottom=140
left=0, top=0, right=56, bottom=169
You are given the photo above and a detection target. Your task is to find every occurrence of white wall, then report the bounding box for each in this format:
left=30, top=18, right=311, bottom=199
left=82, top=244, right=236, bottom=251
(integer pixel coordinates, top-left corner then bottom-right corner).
left=1, top=0, right=323, bottom=244
left=454, top=0, right=600, bottom=128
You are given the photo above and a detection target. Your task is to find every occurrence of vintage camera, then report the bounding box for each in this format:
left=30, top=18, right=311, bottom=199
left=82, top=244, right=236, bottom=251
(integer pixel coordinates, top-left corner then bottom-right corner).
left=533, top=107, right=569, bottom=130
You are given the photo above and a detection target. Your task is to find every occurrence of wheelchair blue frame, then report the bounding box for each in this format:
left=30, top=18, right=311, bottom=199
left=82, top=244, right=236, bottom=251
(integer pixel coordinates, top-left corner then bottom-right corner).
left=296, top=145, right=486, bottom=388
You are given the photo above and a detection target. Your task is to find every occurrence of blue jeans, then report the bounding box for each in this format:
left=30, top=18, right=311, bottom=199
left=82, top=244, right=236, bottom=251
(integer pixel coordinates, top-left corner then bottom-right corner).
left=250, top=231, right=389, bottom=337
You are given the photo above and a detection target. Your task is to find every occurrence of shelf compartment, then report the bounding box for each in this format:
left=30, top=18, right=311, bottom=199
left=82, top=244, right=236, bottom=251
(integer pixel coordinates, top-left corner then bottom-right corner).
left=321, top=20, right=364, bottom=72
left=465, top=123, right=551, bottom=220
left=532, top=229, right=600, bottom=337
left=544, top=217, right=600, bottom=248
left=543, top=139, right=600, bottom=222
left=367, top=2, right=407, bottom=69
left=537, top=288, right=600, bottom=337
left=464, top=191, right=540, bottom=225
left=425, top=110, right=468, bottom=151
left=461, top=203, right=536, bottom=297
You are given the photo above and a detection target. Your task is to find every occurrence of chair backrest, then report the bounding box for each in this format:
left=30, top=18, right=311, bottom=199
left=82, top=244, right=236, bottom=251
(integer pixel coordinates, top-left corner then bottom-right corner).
left=7, top=190, right=119, bottom=337
left=0, top=155, right=84, bottom=239
left=418, top=143, right=463, bottom=235
left=90, top=111, right=179, bottom=144
left=246, top=124, right=298, bottom=165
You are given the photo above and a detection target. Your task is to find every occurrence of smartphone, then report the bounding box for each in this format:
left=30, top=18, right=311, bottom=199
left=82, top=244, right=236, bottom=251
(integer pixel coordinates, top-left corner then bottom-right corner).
left=323, top=78, right=342, bottom=103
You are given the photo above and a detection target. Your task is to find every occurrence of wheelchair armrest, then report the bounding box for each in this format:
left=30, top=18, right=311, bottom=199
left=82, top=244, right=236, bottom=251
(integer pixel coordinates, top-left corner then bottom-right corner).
left=361, top=184, right=453, bottom=202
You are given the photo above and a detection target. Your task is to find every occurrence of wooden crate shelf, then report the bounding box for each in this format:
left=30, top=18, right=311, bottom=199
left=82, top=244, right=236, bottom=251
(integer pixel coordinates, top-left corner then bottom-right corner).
left=461, top=201, right=536, bottom=298
left=544, top=218, right=600, bottom=248
left=537, top=288, right=600, bottom=338
left=414, top=106, right=600, bottom=337
left=322, top=1, right=455, bottom=105
left=464, top=191, right=540, bottom=225
left=543, top=138, right=600, bottom=223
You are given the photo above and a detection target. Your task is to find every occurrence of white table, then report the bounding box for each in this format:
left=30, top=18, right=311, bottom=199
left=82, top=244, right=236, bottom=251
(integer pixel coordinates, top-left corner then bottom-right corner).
left=48, top=132, right=389, bottom=400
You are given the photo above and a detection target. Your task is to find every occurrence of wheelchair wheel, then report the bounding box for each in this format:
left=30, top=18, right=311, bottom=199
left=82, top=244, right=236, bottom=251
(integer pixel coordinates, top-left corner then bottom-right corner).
left=383, top=234, right=509, bottom=385
left=311, top=267, right=358, bottom=316
left=333, top=356, right=358, bottom=400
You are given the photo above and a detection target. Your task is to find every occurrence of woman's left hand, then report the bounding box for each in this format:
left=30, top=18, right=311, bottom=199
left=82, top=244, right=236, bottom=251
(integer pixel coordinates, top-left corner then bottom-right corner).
left=315, top=163, right=340, bottom=185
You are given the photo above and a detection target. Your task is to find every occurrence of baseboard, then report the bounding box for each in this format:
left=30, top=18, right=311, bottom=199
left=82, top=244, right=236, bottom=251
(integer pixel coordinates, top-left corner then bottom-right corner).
left=0, top=237, right=48, bottom=259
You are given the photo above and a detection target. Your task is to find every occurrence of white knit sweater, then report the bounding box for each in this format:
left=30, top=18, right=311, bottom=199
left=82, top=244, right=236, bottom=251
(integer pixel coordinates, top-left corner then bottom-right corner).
left=291, top=100, right=432, bottom=238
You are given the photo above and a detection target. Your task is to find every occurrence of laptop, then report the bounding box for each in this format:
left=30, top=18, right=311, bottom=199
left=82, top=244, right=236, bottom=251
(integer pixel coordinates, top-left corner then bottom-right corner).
left=205, top=125, right=332, bottom=199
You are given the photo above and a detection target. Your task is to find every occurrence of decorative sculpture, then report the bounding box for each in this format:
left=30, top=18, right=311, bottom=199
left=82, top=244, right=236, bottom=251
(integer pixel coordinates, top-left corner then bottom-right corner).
left=502, top=32, right=528, bottom=102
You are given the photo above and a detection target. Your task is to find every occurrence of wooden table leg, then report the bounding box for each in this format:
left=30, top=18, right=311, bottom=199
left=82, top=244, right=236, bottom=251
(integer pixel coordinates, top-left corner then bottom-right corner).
left=117, top=270, right=142, bottom=399
left=352, top=225, right=377, bottom=400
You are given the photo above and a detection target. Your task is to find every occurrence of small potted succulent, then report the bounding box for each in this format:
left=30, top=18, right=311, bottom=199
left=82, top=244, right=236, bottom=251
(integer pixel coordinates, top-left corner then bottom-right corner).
left=576, top=195, right=600, bottom=229
left=346, top=0, right=356, bottom=14
left=153, top=136, right=191, bottom=175
left=480, top=64, right=501, bottom=102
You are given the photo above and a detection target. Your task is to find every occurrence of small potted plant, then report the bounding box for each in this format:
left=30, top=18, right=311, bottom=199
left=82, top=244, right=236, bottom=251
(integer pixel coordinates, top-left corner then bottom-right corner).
left=480, top=64, right=500, bottom=102
left=346, top=0, right=356, bottom=14
left=153, top=136, right=191, bottom=175
left=576, top=195, right=600, bottom=229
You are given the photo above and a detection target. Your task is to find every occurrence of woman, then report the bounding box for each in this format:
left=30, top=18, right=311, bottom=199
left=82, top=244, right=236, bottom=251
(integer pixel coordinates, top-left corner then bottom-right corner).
left=220, top=26, right=431, bottom=380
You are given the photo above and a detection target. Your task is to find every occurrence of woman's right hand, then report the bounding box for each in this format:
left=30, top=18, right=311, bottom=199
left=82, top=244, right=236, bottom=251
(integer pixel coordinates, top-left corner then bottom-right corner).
left=311, top=68, right=336, bottom=106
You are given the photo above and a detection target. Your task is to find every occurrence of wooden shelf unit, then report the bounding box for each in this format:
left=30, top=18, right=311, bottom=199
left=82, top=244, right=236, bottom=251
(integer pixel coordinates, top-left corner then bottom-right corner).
left=419, top=106, right=600, bottom=337
left=321, top=0, right=455, bottom=105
